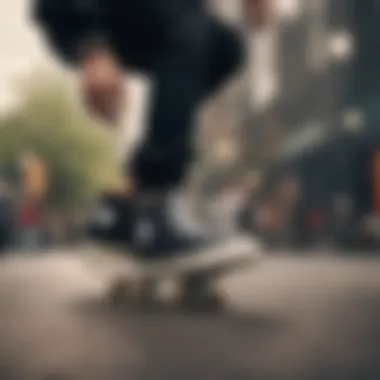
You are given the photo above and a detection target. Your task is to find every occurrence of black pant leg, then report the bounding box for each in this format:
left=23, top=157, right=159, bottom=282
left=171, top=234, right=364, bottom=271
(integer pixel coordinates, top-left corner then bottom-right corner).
left=207, top=18, right=245, bottom=95
left=130, top=13, right=244, bottom=192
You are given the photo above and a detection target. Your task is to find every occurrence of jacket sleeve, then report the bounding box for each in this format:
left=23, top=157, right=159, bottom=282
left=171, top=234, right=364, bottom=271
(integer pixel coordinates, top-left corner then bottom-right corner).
left=32, top=0, right=107, bottom=66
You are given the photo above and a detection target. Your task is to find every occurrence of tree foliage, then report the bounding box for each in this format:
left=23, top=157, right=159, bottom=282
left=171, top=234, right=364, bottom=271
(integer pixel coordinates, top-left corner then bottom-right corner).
left=0, top=69, right=120, bottom=210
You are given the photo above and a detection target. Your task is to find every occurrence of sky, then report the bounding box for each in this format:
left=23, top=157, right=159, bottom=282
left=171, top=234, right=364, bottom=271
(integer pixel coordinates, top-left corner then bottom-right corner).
left=0, top=0, right=48, bottom=110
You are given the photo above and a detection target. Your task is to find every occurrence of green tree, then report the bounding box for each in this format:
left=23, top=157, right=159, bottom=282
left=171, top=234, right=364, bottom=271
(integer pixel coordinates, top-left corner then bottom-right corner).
left=0, top=69, right=120, bottom=210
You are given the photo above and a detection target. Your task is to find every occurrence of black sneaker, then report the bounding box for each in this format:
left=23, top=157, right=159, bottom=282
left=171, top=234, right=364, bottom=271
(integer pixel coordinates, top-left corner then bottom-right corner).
left=86, top=192, right=209, bottom=256
left=87, top=193, right=134, bottom=246
left=128, top=193, right=260, bottom=266
left=87, top=192, right=260, bottom=267
left=128, top=194, right=211, bottom=260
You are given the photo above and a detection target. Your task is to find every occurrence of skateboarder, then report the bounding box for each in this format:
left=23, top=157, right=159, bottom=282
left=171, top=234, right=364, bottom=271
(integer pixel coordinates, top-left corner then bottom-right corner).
left=33, top=0, right=265, bottom=260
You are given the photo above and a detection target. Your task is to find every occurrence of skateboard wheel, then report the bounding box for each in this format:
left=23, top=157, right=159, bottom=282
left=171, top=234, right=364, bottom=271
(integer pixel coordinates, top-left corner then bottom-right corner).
left=107, top=278, right=137, bottom=307
left=178, top=276, right=225, bottom=311
left=178, top=289, right=225, bottom=311
left=107, top=277, right=159, bottom=309
left=135, top=279, right=158, bottom=308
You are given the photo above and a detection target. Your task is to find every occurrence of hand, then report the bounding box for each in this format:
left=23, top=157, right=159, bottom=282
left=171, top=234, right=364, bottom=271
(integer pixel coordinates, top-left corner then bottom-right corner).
left=79, top=47, right=126, bottom=124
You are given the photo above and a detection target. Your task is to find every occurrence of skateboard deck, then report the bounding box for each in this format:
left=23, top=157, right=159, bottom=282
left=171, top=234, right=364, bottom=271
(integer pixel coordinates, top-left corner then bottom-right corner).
left=99, top=235, right=263, bottom=309
left=135, top=235, right=261, bottom=277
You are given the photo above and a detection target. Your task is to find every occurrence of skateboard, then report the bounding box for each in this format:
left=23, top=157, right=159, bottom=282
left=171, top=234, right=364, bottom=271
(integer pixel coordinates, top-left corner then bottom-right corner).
left=105, top=237, right=263, bottom=311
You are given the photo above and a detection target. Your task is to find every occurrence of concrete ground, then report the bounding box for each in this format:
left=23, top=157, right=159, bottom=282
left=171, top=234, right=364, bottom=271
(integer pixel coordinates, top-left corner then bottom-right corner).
left=0, top=249, right=380, bottom=380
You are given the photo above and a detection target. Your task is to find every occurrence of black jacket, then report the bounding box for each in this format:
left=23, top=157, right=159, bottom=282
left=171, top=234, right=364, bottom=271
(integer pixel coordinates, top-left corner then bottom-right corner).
left=33, top=0, right=203, bottom=69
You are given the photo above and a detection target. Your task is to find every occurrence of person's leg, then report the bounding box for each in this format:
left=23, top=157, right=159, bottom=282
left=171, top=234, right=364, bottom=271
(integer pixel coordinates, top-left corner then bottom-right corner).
left=88, top=14, right=246, bottom=256
left=206, top=18, right=245, bottom=97
left=130, top=15, right=245, bottom=191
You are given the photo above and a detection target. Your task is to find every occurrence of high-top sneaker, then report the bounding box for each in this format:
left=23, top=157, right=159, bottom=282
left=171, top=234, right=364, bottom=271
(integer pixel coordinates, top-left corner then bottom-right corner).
left=87, top=192, right=135, bottom=246
left=88, top=191, right=260, bottom=265
left=129, top=191, right=261, bottom=268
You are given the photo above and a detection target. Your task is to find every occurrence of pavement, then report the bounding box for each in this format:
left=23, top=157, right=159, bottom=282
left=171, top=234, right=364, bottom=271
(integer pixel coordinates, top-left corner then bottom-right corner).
left=0, top=248, right=380, bottom=380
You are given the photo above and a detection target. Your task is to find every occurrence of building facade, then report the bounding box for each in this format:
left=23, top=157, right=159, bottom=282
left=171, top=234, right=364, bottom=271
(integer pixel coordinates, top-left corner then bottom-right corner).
left=245, top=0, right=354, bottom=166
left=245, top=0, right=380, bottom=245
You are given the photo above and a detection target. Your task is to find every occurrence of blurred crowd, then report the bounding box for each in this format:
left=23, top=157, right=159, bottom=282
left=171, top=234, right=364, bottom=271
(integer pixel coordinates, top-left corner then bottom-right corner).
left=202, top=171, right=380, bottom=253
left=0, top=178, right=84, bottom=255
left=2, top=166, right=380, bottom=255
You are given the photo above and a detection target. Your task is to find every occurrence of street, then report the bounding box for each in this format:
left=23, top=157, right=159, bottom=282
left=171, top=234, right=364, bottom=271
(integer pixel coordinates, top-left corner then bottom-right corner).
left=0, top=249, right=380, bottom=380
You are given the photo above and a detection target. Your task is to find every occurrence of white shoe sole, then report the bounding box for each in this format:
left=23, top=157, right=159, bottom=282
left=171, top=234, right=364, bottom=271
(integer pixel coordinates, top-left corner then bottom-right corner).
left=133, top=234, right=264, bottom=279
